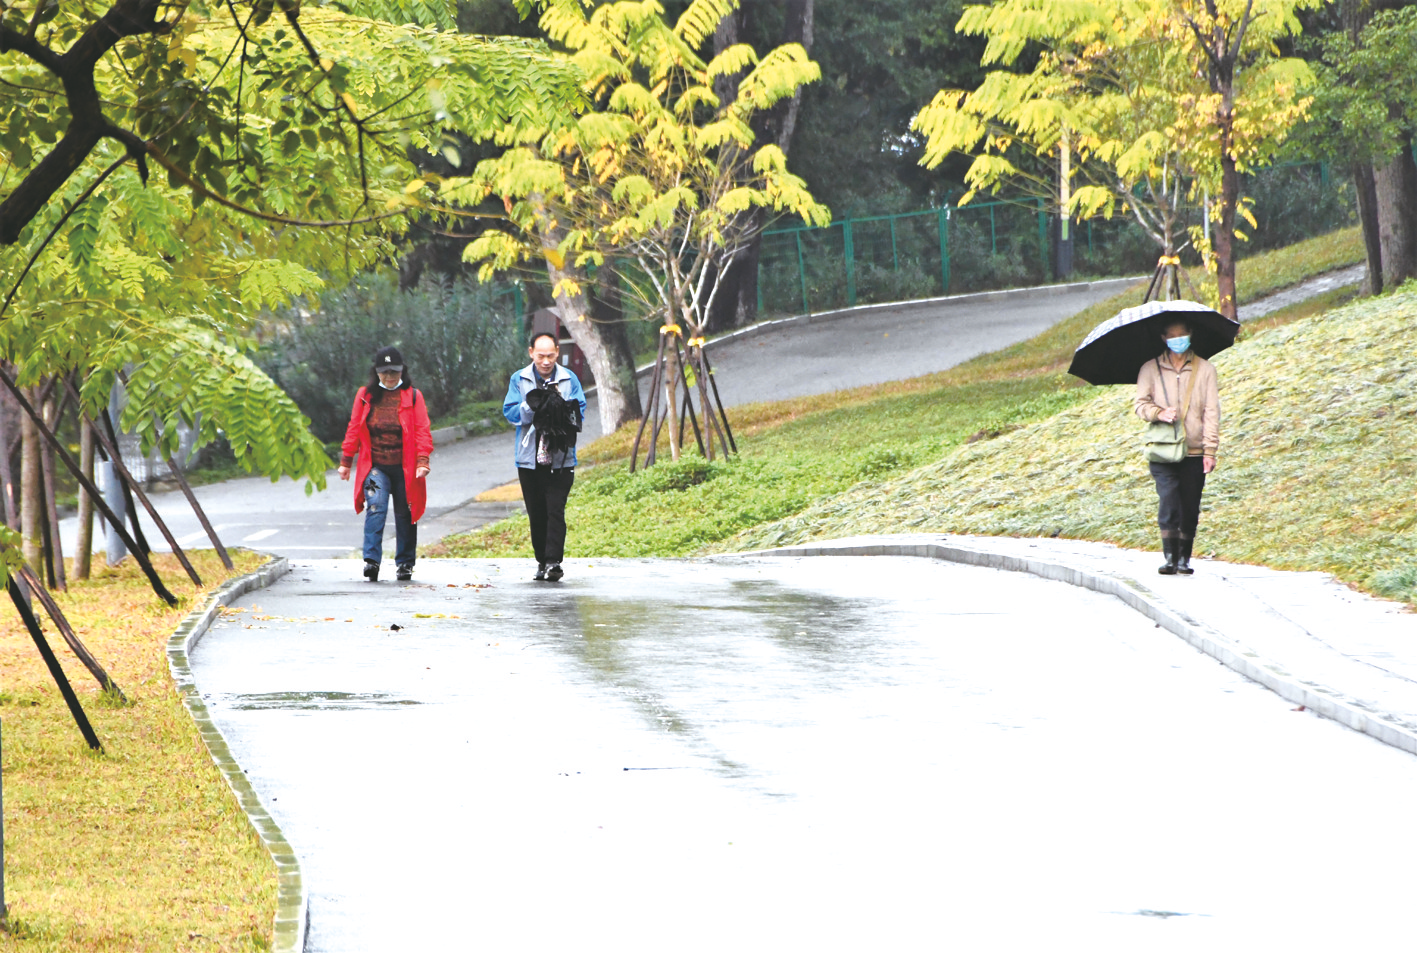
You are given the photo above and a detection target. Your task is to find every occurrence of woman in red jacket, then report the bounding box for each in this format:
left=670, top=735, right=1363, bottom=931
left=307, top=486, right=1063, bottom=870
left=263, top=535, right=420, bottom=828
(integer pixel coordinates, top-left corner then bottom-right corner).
left=339, top=346, right=433, bottom=582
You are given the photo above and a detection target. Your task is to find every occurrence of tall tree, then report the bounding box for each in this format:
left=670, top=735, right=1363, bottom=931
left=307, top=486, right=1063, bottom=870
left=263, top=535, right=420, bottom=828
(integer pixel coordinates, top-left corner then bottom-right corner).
left=914, top=0, right=1317, bottom=319
left=459, top=0, right=829, bottom=437
left=1300, top=5, right=1417, bottom=293
left=704, top=0, right=815, bottom=331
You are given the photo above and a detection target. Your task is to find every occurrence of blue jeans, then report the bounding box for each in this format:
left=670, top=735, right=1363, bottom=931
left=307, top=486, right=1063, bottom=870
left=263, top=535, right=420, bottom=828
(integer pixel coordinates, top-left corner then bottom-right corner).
left=363, top=464, right=416, bottom=568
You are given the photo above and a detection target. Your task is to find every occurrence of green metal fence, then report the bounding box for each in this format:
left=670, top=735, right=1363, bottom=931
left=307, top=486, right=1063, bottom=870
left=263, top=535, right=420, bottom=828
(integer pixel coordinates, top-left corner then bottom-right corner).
left=757, top=198, right=1141, bottom=317
left=758, top=161, right=1353, bottom=318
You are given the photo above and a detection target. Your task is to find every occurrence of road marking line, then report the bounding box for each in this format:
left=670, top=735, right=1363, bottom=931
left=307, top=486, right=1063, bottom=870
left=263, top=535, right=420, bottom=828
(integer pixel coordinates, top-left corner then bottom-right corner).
left=243, top=529, right=280, bottom=542
left=176, top=524, right=226, bottom=545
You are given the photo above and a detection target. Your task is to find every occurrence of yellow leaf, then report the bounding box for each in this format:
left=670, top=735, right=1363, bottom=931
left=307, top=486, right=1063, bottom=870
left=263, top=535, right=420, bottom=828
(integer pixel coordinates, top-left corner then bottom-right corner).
left=320, top=58, right=334, bottom=72
left=403, top=179, right=425, bottom=195
left=545, top=248, right=566, bottom=269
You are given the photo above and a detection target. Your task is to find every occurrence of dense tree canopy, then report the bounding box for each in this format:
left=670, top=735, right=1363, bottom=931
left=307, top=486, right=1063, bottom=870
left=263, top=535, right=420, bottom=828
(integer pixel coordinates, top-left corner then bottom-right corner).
left=913, top=0, right=1318, bottom=317
left=0, top=0, right=581, bottom=488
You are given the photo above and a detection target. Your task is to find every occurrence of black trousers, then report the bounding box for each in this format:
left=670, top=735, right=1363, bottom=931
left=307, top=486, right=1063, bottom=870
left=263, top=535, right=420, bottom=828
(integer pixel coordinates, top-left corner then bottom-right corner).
left=1148, top=456, right=1207, bottom=538
left=518, top=466, right=575, bottom=565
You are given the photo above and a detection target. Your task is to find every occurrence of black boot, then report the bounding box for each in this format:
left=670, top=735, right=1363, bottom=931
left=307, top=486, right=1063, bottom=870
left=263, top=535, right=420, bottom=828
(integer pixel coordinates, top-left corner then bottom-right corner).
left=363, top=560, right=379, bottom=582
left=533, top=563, right=547, bottom=581
left=1157, top=538, right=1179, bottom=575
left=1177, top=538, right=1194, bottom=575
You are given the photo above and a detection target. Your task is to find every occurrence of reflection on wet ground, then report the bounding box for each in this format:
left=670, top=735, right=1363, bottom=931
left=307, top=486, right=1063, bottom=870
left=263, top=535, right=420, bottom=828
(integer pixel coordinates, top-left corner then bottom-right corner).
left=215, top=691, right=423, bottom=711
left=191, top=556, right=1417, bottom=952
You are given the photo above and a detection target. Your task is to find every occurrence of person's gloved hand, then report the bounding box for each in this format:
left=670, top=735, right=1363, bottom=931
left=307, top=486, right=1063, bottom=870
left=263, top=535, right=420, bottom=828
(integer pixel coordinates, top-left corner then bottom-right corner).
left=525, top=388, right=549, bottom=411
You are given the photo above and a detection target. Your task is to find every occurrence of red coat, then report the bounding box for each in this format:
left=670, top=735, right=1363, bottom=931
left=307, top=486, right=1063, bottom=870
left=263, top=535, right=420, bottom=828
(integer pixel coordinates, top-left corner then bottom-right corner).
left=341, top=386, right=433, bottom=523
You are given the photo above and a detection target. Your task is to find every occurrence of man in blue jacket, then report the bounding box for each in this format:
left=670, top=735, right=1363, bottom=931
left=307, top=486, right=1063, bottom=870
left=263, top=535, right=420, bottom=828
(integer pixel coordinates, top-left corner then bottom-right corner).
left=502, top=332, right=587, bottom=581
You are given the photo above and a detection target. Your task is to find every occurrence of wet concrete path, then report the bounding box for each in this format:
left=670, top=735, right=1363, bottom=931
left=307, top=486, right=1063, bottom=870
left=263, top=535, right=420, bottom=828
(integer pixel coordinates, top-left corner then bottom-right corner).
left=192, top=556, right=1417, bottom=952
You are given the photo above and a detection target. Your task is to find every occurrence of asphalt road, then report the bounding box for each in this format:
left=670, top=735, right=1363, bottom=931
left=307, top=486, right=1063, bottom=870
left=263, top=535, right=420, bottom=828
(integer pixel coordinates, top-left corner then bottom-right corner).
left=192, top=555, right=1417, bottom=952
left=56, top=279, right=1139, bottom=562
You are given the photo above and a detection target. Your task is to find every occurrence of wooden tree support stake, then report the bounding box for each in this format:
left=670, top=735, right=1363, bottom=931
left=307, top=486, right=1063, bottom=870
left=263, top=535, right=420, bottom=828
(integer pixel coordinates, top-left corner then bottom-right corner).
left=630, top=333, right=668, bottom=473
left=7, top=579, right=103, bottom=751
left=98, top=406, right=151, bottom=558
left=164, top=454, right=233, bottom=571
left=0, top=369, right=176, bottom=606
left=15, top=565, right=126, bottom=703
left=698, top=347, right=737, bottom=454
left=75, top=392, right=202, bottom=588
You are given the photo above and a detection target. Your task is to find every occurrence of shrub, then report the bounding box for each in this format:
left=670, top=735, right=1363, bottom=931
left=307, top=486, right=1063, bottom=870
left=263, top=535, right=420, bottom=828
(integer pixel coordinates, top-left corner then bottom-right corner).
left=256, top=272, right=524, bottom=442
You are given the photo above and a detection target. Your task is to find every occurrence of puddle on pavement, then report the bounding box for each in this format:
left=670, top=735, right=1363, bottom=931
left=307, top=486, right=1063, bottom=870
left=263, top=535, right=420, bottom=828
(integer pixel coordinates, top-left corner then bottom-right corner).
left=218, top=691, right=423, bottom=711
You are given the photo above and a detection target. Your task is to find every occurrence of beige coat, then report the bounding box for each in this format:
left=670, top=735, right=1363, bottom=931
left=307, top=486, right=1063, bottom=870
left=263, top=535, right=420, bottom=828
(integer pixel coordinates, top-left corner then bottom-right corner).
left=1135, top=352, right=1220, bottom=458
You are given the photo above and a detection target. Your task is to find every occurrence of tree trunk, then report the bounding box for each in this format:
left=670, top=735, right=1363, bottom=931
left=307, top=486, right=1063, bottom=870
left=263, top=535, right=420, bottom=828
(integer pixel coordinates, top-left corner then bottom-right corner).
left=41, top=395, right=66, bottom=590
left=1214, top=142, right=1239, bottom=321
left=1374, top=138, right=1417, bottom=290
left=533, top=207, right=642, bottom=434
left=74, top=420, right=95, bottom=580
left=19, top=388, right=41, bottom=572
left=664, top=338, right=681, bottom=463
left=1353, top=161, right=1384, bottom=295
left=587, top=273, right=643, bottom=428
left=0, top=395, right=16, bottom=530
left=705, top=0, right=813, bottom=333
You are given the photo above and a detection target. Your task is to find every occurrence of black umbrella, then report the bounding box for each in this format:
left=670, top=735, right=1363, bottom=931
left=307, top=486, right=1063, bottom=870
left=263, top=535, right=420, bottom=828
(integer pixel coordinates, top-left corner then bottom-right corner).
left=1067, top=299, right=1240, bottom=386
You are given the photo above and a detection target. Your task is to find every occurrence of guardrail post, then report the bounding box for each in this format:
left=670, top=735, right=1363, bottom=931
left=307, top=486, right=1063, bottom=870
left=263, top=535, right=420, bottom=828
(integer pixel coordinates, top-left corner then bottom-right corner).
left=794, top=230, right=809, bottom=315
left=1037, top=197, right=1048, bottom=279
left=889, top=217, right=898, bottom=272
left=937, top=207, right=951, bottom=295
left=843, top=220, right=856, bottom=308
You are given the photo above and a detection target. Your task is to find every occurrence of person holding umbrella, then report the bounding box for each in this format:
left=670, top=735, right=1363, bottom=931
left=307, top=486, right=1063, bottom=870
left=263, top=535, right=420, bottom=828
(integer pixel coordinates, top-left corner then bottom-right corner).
left=1134, top=319, right=1220, bottom=574
left=1068, top=296, right=1234, bottom=576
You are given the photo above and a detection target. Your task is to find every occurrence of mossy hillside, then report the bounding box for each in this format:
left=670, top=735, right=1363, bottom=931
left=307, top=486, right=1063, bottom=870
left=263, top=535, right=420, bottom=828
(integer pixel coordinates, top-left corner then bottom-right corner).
left=721, top=287, right=1417, bottom=603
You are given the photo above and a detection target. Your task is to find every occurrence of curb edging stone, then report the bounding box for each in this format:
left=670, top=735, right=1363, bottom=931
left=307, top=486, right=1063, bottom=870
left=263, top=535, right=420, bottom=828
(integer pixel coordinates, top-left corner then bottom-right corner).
left=741, top=539, right=1417, bottom=758
left=165, top=555, right=304, bottom=952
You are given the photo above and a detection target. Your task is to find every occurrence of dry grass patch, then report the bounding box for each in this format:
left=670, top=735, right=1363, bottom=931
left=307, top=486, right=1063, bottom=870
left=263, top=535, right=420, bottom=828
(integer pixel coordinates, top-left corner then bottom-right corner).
left=0, top=550, right=276, bottom=952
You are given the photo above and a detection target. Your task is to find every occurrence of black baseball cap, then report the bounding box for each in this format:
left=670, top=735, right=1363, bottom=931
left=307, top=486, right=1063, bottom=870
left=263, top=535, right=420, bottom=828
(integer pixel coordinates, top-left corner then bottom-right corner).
left=373, top=346, right=404, bottom=372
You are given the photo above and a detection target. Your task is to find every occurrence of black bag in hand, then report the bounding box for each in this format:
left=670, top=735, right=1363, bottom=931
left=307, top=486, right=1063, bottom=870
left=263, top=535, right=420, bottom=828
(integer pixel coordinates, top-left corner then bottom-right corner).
left=531, top=382, right=581, bottom=456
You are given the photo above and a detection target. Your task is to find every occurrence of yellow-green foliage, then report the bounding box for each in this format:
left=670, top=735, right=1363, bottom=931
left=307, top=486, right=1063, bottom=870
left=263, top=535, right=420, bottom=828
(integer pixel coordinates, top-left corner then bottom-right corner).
left=915, top=0, right=1318, bottom=226
left=724, top=285, right=1417, bottom=602
left=0, top=551, right=276, bottom=952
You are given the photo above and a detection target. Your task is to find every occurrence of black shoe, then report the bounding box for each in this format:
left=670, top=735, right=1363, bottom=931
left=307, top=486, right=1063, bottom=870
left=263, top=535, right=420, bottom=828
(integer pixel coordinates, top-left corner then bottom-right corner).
left=396, top=566, right=413, bottom=581
left=545, top=563, right=564, bottom=582
left=1177, top=538, right=1194, bottom=575
left=533, top=563, right=547, bottom=581
left=1158, top=538, right=1179, bottom=575
left=363, top=560, right=379, bottom=582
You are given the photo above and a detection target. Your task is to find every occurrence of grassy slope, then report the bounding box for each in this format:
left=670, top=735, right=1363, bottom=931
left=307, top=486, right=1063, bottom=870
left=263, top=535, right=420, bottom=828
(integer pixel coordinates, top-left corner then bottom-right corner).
left=0, top=552, right=276, bottom=952
left=429, top=229, right=1377, bottom=571
left=724, top=284, right=1417, bottom=603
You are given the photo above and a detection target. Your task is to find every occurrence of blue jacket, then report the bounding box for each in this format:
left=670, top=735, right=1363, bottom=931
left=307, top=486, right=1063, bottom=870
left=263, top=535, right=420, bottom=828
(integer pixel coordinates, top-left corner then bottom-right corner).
left=502, top=362, right=587, bottom=469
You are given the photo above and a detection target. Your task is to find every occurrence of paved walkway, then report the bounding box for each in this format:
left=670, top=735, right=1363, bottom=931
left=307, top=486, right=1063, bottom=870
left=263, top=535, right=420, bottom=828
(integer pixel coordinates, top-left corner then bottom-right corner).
left=754, top=534, right=1417, bottom=755
left=190, top=550, right=1417, bottom=952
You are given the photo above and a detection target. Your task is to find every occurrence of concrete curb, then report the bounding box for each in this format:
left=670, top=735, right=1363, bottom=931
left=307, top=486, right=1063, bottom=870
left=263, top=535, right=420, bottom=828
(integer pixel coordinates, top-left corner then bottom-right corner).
left=738, top=538, right=1417, bottom=758
left=574, top=276, right=1145, bottom=401
left=166, top=554, right=305, bottom=953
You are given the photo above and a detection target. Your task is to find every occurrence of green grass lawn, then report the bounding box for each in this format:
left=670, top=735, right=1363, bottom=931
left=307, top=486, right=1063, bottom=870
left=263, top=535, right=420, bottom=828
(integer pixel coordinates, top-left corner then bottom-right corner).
left=429, top=227, right=1409, bottom=601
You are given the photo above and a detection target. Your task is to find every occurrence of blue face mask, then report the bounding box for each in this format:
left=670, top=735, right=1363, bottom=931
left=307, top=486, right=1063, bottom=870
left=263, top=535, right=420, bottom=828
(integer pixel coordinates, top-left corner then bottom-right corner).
left=1166, top=335, right=1191, bottom=354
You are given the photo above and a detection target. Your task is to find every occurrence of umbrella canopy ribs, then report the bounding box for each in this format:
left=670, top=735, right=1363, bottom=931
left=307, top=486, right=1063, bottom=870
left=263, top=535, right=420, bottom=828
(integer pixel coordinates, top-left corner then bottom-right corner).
left=1068, top=300, right=1240, bottom=386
